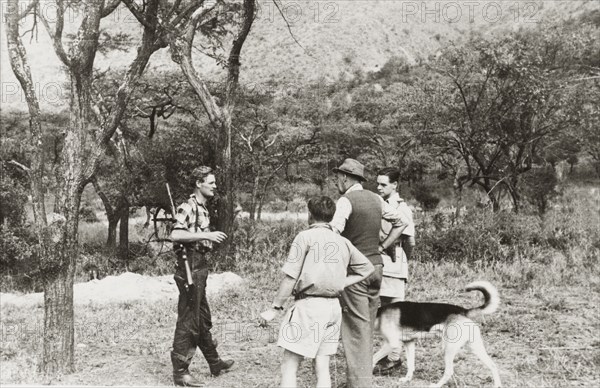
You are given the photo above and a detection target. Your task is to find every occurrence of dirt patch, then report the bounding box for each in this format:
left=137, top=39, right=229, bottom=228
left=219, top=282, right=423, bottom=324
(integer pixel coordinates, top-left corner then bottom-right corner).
left=0, top=272, right=245, bottom=307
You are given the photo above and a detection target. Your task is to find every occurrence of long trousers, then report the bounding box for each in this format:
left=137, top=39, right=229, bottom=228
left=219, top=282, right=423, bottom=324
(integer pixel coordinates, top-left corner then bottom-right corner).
left=171, top=267, right=220, bottom=370
left=340, top=264, right=383, bottom=388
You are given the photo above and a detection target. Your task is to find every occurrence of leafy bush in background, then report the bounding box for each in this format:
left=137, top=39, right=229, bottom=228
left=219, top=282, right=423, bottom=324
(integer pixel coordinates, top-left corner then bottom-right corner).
left=522, top=166, right=560, bottom=215
left=0, top=226, right=40, bottom=292
left=412, top=182, right=441, bottom=211
left=79, top=201, right=100, bottom=223
left=415, top=184, right=599, bottom=266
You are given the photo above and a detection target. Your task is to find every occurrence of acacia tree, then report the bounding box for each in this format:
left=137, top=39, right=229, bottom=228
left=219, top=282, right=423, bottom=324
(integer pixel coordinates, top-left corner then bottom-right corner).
left=92, top=72, right=189, bottom=257
left=5, top=0, right=222, bottom=375
left=424, top=28, right=585, bottom=212
left=166, top=0, right=256, bottom=241
left=235, top=89, right=318, bottom=219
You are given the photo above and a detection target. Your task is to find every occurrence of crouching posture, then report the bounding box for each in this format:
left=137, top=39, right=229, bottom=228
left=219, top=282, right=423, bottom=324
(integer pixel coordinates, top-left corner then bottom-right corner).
left=169, top=166, right=233, bottom=386
left=373, top=281, right=502, bottom=387
left=261, top=196, right=374, bottom=388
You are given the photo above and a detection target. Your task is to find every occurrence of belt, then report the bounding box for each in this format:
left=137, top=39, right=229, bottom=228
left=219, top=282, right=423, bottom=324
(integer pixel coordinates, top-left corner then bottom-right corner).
left=294, top=293, right=339, bottom=301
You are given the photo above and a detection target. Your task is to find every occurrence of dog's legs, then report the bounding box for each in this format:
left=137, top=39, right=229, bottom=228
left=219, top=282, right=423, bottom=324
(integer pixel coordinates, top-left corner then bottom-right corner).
left=373, top=342, right=392, bottom=367
left=374, top=315, right=401, bottom=367
left=399, top=340, right=415, bottom=383
left=467, top=326, right=502, bottom=388
left=430, top=325, right=467, bottom=388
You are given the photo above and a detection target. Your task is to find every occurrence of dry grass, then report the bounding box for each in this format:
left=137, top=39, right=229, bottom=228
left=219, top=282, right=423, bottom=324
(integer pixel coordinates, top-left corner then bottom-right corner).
left=1, top=253, right=599, bottom=387
left=2, top=183, right=598, bottom=386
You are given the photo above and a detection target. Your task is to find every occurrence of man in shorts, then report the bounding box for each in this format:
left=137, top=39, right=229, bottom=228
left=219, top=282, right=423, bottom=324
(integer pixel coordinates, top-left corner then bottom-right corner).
left=373, top=167, right=416, bottom=375
left=261, top=196, right=374, bottom=388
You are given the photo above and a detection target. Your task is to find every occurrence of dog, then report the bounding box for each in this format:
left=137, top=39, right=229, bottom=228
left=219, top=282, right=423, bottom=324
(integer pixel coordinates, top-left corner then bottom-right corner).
left=373, top=281, right=502, bottom=387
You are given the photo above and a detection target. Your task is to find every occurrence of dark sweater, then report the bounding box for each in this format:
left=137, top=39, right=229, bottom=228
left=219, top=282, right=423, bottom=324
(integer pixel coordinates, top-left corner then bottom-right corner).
left=342, top=190, right=383, bottom=265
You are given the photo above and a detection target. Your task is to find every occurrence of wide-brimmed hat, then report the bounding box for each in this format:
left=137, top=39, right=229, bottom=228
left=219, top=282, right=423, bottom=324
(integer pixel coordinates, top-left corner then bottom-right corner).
left=332, top=158, right=366, bottom=181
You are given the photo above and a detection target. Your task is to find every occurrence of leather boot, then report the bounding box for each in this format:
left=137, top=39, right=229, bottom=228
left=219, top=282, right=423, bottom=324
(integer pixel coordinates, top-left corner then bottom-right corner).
left=171, top=351, right=204, bottom=387
left=173, top=370, right=205, bottom=387
left=209, top=359, right=235, bottom=376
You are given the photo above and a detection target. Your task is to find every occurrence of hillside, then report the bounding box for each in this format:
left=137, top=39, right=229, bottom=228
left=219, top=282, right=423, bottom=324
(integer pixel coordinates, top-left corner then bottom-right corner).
left=0, top=0, right=597, bottom=112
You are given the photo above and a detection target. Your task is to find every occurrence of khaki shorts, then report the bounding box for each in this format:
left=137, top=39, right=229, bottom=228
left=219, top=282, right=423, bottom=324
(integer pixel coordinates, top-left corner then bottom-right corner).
left=379, top=276, right=406, bottom=300
left=277, top=297, right=342, bottom=358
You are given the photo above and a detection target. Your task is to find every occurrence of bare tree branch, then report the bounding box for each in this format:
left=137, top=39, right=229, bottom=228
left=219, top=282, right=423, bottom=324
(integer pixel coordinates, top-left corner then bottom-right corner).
left=36, top=0, right=71, bottom=66
left=18, top=0, right=39, bottom=19
left=121, top=0, right=154, bottom=29
left=5, top=0, right=47, bottom=224
left=272, top=0, right=307, bottom=53
left=6, top=160, right=32, bottom=174
left=102, top=0, right=122, bottom=17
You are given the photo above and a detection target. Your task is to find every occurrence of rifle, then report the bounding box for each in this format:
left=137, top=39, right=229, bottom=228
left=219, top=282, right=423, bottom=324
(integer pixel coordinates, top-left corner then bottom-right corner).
left=166, top=183, right=195, bottom=307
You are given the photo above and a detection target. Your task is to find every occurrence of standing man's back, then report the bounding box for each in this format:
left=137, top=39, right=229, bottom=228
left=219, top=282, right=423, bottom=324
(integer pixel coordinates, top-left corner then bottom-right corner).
left=341, top=190, right=383, bottom=265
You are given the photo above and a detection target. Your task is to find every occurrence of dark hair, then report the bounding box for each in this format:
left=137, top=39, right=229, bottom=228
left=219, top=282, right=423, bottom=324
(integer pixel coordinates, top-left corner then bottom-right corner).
left=192, top=166, right=214, bottom=184
left=307, top=196, right=336, bottom=222
left=377, top=167, right=400, bottom=184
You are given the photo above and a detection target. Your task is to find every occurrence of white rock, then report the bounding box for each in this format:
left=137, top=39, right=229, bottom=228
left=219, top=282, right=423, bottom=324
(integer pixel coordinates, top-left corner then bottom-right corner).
left=0, top=272, right=245, bottom=307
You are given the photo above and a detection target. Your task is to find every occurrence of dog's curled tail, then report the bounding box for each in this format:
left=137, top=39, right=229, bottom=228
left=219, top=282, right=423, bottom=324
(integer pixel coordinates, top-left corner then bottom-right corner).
left=465, top=281, right=499, bottom=317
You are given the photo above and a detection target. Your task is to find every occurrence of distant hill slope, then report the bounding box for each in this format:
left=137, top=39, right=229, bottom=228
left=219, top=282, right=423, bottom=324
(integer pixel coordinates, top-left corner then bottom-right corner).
left=1, top=0, right=597, bottom=112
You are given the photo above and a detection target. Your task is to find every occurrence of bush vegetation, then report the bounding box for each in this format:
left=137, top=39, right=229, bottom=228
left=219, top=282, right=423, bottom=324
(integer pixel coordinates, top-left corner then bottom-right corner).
left=2, top=181, right=598, bottom=293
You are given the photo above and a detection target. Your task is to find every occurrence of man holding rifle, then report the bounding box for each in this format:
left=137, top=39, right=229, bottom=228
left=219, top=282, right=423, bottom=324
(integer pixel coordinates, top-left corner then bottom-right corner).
left=169, top=166, right=233, bottom=386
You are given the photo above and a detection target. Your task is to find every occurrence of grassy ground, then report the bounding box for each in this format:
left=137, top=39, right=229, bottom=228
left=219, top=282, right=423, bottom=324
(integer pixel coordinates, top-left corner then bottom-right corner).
left=1, top=255, right=599, bottom=387
left=2, top=183, right=599, bottom=386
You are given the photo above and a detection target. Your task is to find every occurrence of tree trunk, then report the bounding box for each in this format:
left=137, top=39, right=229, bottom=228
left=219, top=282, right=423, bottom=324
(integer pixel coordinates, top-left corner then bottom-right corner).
left=6, top=0, right=162, bottom=376
left=37, top=65, right=95, bottom=374
left=452, top=177, right=463, bottom=226
left=40, top=182, right=82, bottom=375
left=107, top=217, right=118, bottom=249
left=41, top=241, right=76, bottom=374
left=257, top=197, right=264, bottom=221
left=507, top=184, right=521, bottom=214
left=248, top=174, right=261, bottom=221
left=214, top=122, right=235, bottom=243
left=91, top=179, right=118, bottom=249
left=118, top=203, right=129, bottom=270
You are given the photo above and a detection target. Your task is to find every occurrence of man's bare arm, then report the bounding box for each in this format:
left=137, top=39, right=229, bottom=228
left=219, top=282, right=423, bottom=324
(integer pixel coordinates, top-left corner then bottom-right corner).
left=272, top=275, right=296, bottom=307
left=380, top=227, right=404, bottom=251
left=380, top=200, right=409, bottom=250
left=344, top=264, right=374, bottom=288
left=170, top=229, right=227, bottom=244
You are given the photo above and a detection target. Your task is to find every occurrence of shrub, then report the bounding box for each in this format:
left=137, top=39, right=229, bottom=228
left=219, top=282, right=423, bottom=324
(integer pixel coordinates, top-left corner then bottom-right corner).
left=79, top=201, right=99, bottom=223
left=0, top=226, right=40, bottom=292
left=412, top=182, right=441, bottom=211
left=0, top=172, right=28, bottom=226
left=522, top=166, right=560, bottom=214
left=416, top=209, right=546, bottom=263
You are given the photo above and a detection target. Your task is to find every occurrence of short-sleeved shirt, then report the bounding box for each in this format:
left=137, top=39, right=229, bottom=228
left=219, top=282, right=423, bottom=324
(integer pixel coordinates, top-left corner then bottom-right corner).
left=173, top=194, right=213, bottom=252
left=281, top=223, right=374, bottom=298
left=380, top=192, right=415, bottom=239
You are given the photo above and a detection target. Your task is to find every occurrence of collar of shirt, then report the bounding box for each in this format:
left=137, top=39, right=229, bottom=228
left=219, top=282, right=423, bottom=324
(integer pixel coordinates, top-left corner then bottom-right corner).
left=345, top=183, right=363, bottom=194
left=190, top=194, right=208, bottom=208
left=309, top=222, right=333, bottom=230
left=386, top=191, right=402, bottom=204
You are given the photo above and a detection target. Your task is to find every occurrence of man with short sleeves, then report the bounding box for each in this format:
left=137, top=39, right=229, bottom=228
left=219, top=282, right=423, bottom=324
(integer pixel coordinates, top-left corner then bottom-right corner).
left=373, top=167, right=417, bottom=374
left=329, top=158, right=409, bottom=388
left=261, top=196, right=374, bottom=388
left=169, top=166, right=233, bottom=386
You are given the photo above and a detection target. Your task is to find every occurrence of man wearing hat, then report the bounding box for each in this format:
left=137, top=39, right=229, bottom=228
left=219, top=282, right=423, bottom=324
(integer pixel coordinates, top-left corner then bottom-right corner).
left=330, top=158, right=409, bottom=388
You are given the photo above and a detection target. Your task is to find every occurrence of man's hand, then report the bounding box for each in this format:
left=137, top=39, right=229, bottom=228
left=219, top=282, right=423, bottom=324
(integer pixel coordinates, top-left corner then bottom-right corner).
left=259, top=308, right=281, bottom=327
left=206, top=231, right=228, bottom=243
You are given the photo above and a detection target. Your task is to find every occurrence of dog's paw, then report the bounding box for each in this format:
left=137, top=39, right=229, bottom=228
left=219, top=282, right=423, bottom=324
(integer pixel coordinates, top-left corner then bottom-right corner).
left=399, top=376, right=412, bottom=383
